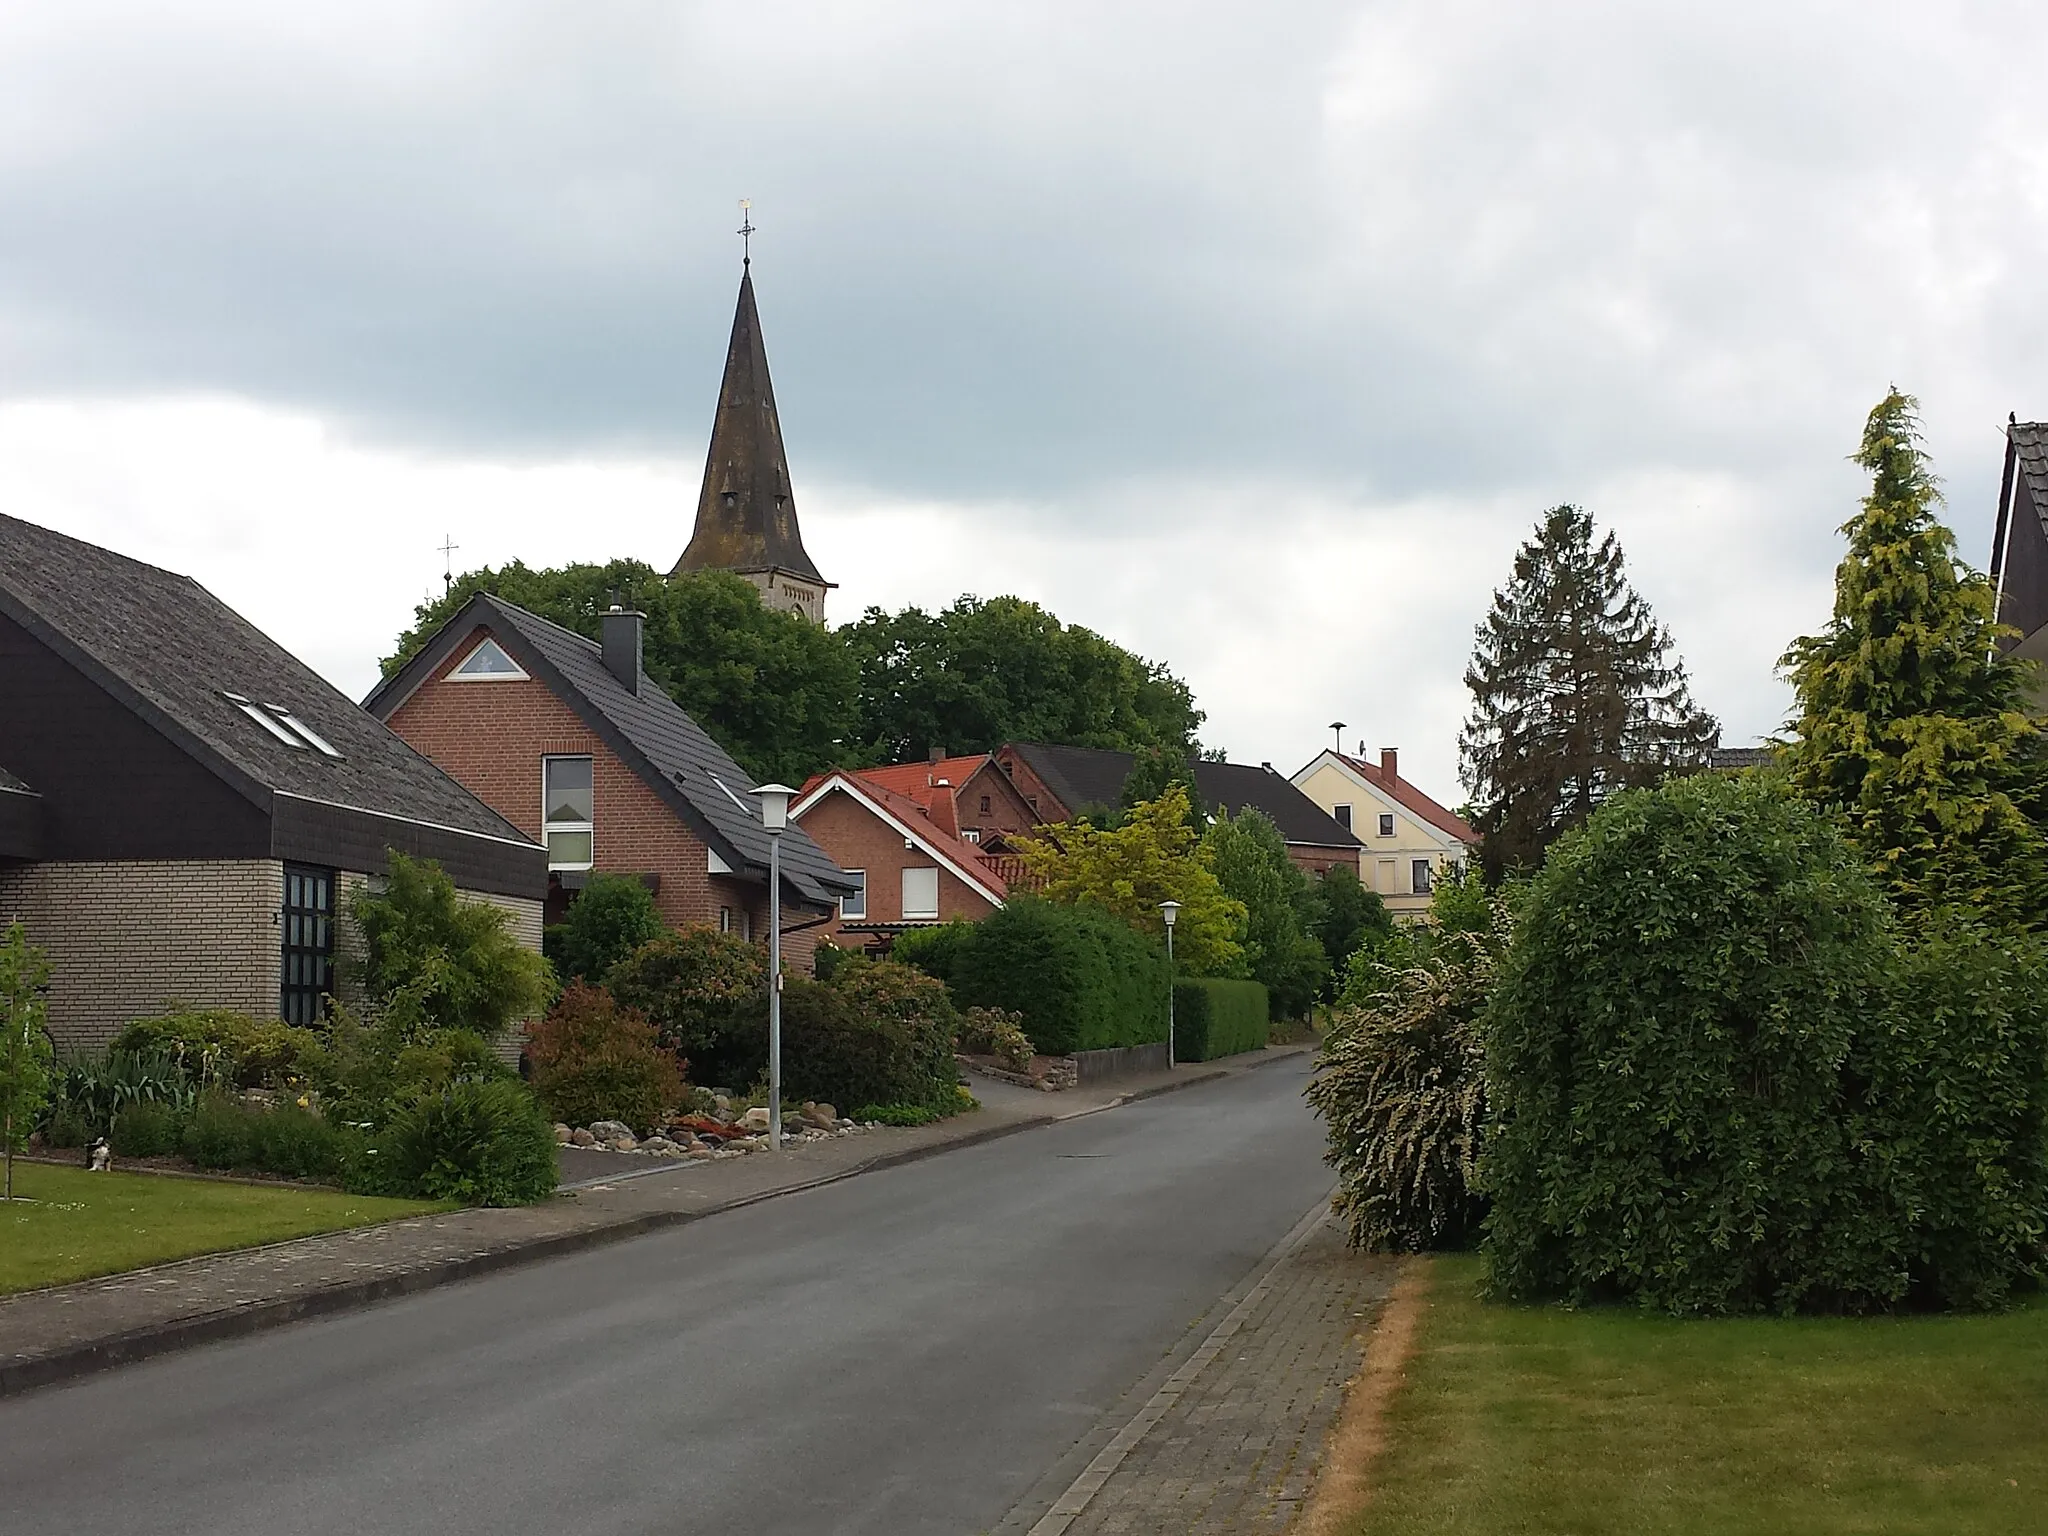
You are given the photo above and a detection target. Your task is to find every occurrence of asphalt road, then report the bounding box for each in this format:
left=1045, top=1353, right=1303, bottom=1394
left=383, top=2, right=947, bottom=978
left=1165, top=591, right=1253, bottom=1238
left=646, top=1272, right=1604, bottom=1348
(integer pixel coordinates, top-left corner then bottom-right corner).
left=4, top=1056, right=1332, bottom=1536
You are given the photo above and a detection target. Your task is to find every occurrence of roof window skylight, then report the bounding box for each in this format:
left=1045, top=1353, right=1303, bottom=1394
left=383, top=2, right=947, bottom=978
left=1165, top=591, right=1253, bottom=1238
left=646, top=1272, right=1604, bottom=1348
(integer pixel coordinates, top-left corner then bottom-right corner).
left=709, top=773, right=757, bottom=819
left=225, top=692, right=303, bottom=748
left=222, top=693, right=345, bottom=758
left=274, top=712, right=343, bottom=758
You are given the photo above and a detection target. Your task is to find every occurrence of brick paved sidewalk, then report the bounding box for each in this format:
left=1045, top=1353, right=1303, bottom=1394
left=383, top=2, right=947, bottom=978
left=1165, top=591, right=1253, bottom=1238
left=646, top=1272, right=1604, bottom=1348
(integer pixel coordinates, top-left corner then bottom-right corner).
left=0, top=1045, right=1307, bottom=1397
left=1049, top=1216, right=1393, bottom=1536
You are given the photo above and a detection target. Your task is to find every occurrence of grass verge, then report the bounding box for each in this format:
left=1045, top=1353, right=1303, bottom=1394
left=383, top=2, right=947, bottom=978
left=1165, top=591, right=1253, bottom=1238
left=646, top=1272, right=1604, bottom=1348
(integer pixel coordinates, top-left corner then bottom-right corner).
left=1352, top=1254, right=2048, bottom=1535
left=0, top=1163, right=449, bottom=1296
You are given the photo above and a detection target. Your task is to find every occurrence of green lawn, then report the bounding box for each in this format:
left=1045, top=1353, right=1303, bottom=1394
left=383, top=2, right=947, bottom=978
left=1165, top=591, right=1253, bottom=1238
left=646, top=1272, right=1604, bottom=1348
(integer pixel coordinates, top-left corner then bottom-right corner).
left=0, top=1162, right=448, bottom=1295
left=1357, top=1255, right=2048, bottom=1536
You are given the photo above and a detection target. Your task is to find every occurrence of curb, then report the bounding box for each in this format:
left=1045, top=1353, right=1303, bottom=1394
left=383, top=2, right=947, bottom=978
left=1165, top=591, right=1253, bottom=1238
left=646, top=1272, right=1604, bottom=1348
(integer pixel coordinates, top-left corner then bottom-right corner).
left=0, top=1045, right=1311, bottom=1400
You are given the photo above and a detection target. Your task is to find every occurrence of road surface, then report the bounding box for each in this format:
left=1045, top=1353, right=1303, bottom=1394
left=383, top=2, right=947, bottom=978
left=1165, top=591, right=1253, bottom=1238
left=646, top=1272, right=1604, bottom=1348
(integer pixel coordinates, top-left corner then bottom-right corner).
left=5, top=1055, right=1332, bottom=1535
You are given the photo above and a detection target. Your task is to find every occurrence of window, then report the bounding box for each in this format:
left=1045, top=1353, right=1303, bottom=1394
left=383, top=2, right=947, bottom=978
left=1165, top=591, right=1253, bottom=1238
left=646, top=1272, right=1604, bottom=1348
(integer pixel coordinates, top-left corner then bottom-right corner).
left=275, top=712, right=342, bottom=758
left=1378, top=813, right=1395, bottom=839
left=719, top=906, right=734, bottom=933
left=280, top=865, right=334, bottom=1026
left=1412, top=859, right=1434, bottom=896
left=543, top=756, right=594, bottom=870
left=1332, top=803, right=1352, bottom=831
left=979, top=794, right=991, bottom=815
left=902, top=867, right=940, bottom=920
left=223, top=693, right=345, bottom=757
left=841, top=870, right=867, bottom=919
left=962, top=829, right=981, bottom=844
left=449, top=637, right=526, bottom=680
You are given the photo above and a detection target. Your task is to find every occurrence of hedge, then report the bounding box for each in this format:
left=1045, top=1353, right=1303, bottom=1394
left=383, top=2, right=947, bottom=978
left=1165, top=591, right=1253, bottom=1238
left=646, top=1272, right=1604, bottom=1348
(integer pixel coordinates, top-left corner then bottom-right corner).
left=946, top=898, right=1168, bottom=1056
left=1172, top=978, right=1268, bottom=1062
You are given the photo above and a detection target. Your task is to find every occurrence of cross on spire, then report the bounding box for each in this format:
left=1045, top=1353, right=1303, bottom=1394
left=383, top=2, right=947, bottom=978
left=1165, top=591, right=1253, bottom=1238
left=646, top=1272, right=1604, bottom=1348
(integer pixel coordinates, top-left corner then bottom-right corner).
left=438, top=534, right=459, bottom=593
left=738, top=199, right=754, bottom=265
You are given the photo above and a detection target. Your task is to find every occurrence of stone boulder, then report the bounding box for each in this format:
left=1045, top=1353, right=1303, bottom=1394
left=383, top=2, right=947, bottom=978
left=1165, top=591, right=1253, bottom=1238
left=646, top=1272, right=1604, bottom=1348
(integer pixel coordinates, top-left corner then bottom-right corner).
left=552, top=1123, right=572, bottom=1145
left=588, top=1120, right=636, bottom=1143
left=738, top=1107, right=773, bottom=1133
left=569, top=1128, right=597, bottom=1147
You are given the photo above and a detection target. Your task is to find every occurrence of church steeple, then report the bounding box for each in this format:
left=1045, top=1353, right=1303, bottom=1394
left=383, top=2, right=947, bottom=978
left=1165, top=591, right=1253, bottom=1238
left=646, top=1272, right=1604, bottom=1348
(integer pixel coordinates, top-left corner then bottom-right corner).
left=673, top=257, right=833, bottom=622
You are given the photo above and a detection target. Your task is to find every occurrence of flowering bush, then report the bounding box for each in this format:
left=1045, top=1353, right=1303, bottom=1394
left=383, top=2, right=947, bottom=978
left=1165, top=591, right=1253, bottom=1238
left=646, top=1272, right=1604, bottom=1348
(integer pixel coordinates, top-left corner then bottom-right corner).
left=958, top=1006, right=1034, bottom=1071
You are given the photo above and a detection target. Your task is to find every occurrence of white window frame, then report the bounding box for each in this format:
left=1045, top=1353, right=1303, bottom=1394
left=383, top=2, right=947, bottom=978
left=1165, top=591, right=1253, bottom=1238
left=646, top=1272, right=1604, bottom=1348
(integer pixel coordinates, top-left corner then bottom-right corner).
left=901, top=866, right=940, bottom=921
left=447, top=637, right=528, bottom=681
left=542, top=755, right=595, bottom=871
left=841, top=869, right=867, bottom=919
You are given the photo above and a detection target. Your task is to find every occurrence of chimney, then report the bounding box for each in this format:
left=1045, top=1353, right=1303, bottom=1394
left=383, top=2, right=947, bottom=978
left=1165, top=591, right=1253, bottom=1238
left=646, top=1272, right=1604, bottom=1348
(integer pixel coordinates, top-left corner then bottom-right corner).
left=1381, top=747, right=1399, bottom=783
left=601, top=606, right=644, bottom=694
left=928, top=744, right=945, bottom=765
left=927, top=778, right=960, bottom=839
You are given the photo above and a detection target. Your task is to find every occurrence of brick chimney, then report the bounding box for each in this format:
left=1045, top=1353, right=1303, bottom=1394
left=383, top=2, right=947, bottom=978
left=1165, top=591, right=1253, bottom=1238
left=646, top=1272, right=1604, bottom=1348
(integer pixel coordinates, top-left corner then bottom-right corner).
left=601, top=606, right=644, bottom=695
left=1380, top=747, right=1399, bottom=783
left=927, top=778, right=960, bottom=839
left=928, top=743, right=945, bottom=765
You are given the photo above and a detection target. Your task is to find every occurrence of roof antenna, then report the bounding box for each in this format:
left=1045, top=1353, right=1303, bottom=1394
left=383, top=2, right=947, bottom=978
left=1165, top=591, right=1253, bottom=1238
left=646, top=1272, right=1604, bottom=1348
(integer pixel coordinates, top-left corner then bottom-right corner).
left=737, top=198, right=754, bottom=266
left=1329, top=721, right=1347, bottom=753
left=438, top=534, right=459, bottom=594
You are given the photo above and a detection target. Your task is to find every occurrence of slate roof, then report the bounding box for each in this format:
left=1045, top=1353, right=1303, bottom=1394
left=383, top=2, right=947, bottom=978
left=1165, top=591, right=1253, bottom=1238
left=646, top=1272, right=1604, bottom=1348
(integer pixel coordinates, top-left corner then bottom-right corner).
left=1330, top=753, right=1478, bottom=845
left=673, top=265, right=830, bottom=586
left=1708, top=745, right=1776, bottom=771
left=2009, top=423, right=2048, bottom=534
left=0, top=513, right=536, bottom=845
left=0, top=766, right=32, bottom=795
left=366, top=595, right=852, bottom=908
left=1002, top=742, right=1361, bottom=848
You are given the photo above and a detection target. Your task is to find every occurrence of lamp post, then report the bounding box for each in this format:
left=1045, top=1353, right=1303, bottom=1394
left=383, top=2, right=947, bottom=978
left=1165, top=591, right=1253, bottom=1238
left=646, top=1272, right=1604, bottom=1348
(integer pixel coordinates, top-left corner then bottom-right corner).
left=1158, top=899, right=1181, bottom=1070
left=752, top=783, right=796, bottom=1152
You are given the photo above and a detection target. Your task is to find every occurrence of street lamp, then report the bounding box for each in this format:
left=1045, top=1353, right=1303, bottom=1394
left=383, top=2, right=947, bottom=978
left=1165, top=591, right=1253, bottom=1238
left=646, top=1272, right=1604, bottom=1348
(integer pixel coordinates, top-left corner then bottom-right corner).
left=1158, top=899, right=1181, bottom=1070
left=752, top=783, right=796, bottom=1152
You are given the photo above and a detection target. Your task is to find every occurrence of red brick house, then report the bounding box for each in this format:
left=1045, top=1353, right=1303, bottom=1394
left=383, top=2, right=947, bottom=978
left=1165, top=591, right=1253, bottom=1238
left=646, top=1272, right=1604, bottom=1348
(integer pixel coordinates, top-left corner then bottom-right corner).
left=849, top=752, right=1041, bottom=849
left=365, top=594, right=855, bottom=970
left=791, top=768, right=1008, bottom=950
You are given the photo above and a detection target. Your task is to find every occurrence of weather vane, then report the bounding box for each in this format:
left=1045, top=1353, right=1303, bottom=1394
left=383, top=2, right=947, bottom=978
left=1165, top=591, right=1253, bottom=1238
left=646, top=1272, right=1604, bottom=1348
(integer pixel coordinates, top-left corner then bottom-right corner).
left=738, top=198, right=754, bottom=264
left=438, top=534, right=459, bottom=594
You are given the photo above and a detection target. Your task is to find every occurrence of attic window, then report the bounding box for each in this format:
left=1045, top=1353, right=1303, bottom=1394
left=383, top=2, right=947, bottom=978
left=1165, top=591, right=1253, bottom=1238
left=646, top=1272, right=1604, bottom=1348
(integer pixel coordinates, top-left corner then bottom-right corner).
left=222, top=693, right=342, bottom=757
left=709, top=773, right=756, bottom=819
left=450, top=637, right=526, bottom=680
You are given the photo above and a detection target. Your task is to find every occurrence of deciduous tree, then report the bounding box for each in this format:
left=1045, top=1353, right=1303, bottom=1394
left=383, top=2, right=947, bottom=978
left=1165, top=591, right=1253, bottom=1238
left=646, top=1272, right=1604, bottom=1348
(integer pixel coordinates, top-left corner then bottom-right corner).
left=1201, top=809, right=1328, bottom=1018
left=0, top=922, right=53, bottom=1202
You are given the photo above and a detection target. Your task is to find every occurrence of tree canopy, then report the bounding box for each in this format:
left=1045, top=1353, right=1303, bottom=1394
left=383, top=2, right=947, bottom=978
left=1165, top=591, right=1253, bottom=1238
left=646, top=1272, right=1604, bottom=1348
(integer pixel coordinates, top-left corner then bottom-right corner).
left=1459, top=505, right=1718, bottom=876
left=1013, top=784, right=1246, bottom=976
left=1779, top=389, right=2048, bottom=925
left=1201, top=808, right=1328, bottom=1018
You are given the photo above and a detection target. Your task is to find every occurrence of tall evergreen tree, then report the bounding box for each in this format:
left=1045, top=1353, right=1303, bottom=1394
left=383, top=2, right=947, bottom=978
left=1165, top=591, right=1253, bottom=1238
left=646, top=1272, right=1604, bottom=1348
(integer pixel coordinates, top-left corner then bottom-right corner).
left=1460, top=505, right=1718, bottom=875
left=1780, top=389, right=2047, bottom=924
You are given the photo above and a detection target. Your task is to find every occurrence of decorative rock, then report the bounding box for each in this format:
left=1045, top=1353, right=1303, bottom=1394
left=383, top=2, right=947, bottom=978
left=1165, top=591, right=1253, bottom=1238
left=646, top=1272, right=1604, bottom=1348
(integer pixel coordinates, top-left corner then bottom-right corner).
left=641, top=1136, right=683, bottom=1156
left=589, top=1120, right=635, bottom=1143
left=570, top=1128, right=598, bottom=1147
left=800, top=1102, right=838, bottom=1129
left=552, top=1124, right=573, bottom=1145
left=739, top=1107, right=773, bottom=1133
left=605, top=1136, right=638, bottom=1153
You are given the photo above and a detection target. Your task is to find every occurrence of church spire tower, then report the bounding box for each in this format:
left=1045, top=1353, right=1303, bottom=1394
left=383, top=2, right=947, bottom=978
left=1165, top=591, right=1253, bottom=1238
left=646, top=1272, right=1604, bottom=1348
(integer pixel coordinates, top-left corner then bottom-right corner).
left=673, top=209, right=834, bottom=622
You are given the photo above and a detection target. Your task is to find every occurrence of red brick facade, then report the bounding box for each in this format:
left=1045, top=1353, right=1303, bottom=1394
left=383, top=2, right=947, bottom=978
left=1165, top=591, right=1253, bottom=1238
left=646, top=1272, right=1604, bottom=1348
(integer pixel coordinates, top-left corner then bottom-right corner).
left=792, top=782, right=1003, bottom=951
left=385, top=624, right=821, bottom=970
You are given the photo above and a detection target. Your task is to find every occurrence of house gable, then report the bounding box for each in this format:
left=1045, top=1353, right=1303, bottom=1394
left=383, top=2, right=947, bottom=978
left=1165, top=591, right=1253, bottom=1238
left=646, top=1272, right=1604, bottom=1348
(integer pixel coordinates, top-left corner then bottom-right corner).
left=791, top=774, right=1005, bottom=939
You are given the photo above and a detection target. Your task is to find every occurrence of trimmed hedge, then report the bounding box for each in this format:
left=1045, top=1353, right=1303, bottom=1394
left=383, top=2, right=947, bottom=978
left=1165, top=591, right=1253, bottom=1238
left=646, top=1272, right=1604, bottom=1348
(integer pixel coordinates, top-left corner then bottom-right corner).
left=784, top=962, right=960, bottom=1115
left=946, top=898, right=1168, bottom=1056
left=1172, top=978, right=1269, bottom=1062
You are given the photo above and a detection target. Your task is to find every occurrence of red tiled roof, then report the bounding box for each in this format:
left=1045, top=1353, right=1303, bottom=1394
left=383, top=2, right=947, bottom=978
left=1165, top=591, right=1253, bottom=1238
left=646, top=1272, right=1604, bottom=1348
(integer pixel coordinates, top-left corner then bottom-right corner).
left=853, top=755, right=993, bottom=812
left=1335, top=754, right=1478, bottom=845
left=794, top=770, right=1008, bottom=902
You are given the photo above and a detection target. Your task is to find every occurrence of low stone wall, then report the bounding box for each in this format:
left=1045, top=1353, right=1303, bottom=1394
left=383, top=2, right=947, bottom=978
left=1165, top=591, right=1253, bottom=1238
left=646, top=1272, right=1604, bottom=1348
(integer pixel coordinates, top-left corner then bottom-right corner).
left=1070, top=1042, right=1171, bottom=1084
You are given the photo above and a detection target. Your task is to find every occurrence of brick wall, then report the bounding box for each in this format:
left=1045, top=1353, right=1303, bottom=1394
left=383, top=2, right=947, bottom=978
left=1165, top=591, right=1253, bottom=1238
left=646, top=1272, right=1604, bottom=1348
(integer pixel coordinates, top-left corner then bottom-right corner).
left=386, top=625, right=817, bottom=975
left=1289, top=845, right=1362, bottom=879
left=794, top=787, right=1000, bottom=948
left=0, top=859, right=280, bottom=1050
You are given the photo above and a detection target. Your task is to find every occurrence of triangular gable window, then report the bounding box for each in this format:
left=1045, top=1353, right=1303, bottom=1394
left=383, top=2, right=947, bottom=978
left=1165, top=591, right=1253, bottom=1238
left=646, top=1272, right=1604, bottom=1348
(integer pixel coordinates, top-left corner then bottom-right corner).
left=450, top=637, right=526, bottom=680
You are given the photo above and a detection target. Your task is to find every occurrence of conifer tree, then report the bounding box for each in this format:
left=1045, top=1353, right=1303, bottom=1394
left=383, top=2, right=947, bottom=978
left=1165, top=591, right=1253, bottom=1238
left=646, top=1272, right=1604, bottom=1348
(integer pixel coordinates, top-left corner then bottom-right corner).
left=1780, top=389, right=2046, bottom=923
left=1460, top=505, right=1718, bottom=875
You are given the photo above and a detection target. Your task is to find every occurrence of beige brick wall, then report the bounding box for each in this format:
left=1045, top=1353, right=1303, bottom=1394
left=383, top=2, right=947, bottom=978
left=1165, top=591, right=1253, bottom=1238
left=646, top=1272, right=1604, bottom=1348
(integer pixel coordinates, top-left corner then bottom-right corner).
left=0, top=859, right=282, bottom=1051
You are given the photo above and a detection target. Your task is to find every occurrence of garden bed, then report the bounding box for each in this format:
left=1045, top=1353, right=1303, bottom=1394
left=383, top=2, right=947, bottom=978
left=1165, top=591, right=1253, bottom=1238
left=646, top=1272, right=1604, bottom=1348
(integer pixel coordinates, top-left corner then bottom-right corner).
left=1345, top=1255, right=2048, bottom=1535
left=0, top=1162, right=448, bottom=1296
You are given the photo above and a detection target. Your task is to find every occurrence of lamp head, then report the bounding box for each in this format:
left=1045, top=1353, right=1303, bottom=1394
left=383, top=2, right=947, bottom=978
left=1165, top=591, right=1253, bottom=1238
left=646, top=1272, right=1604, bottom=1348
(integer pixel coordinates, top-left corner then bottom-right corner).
left=752, top=782, right=796, bottom=833
left=1157, top=898, right=1182, bottom=930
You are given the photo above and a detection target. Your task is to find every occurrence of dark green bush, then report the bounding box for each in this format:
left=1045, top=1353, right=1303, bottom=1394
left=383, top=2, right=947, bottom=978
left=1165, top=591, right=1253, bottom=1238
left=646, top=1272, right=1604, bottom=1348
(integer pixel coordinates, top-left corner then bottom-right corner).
left=557, top=875, right=665, bottom=983
left=1478, top=772, right=2044, bottom=1314
left=948, top=898, right=1167, bottom=1056
left=361, top=1079, right=557, bottom=1205
left=524, top=983, right=683, bottom=1132
left=1308, top=923, right=1499, bottom=1253
left=42, top=1102, right=93, bottom=1148
left=305, top=1008, right=510, bottom=1122
left=1172, top=979, right=1268, bottom=1062
left=607, top=926, right=767, bottom=1089
left=852, top=1102, right=941, bottom=1127
left=112, top=1011, right=318, bottom=1089
left=246, top=1104, right=352, bottom=1182
left=48, top=1047, right=200, bottom=1138
left=811, top=940, right=854, bottom=981
left=110, top=1100, right=185, bottom=1158
left=815, top=960, right=960, bottom=1114
left=181, top=1092, right=258, bottom=1169
left=890, top=921, right=975, bottom=988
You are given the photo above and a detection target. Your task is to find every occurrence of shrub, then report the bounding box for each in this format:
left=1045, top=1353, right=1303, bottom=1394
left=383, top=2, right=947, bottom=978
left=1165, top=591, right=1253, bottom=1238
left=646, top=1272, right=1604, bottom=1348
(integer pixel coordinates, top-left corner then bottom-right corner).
left=853, top=1102, right=941, bottom=1127
left=1483, top=774, right=1901, bottom=1313
left=361, top=1079, right=557, bottom=1205
left=524, top=983, right=683, bottom=1132
left=816, top=961, right=959, bottom=1113
left=607, top=926, right=767, bottom=1088
left=949, top=898, right=1168, bottom=1056
left=112, top=1010, right=317, bottom=1089
left=2, top=921, right=54, bottom=1196
left=890, top=921, right=975, bottom=988
left=557, top=875, right=665, bottom=983
left=811, top=940, right=854, bottom=982
left=304, top=1006, right=511, bottom=1123
left=1308, top=926, right=1498, bottom=1253
left=42, top=1102, right=95, bottom=1149
left=245, top=1104, right=352, bottom=1182
left=110, top=1100, right=185, bottom=1158
left=350, top=850, right=553, bottom=1041
left=49, top=1047, right=200, bottom=1138
left=958, top=1006, right=1034, bottom=1070
left=181, top=1092, right=257, bottom=1169
left=1172, top=979, right=1269, bottom=1062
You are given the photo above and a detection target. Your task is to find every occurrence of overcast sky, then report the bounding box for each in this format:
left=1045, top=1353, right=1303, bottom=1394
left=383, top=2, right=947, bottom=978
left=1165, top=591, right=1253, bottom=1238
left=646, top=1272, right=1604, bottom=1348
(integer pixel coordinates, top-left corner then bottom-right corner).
left=5, top=2, right=2044, bottom=800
